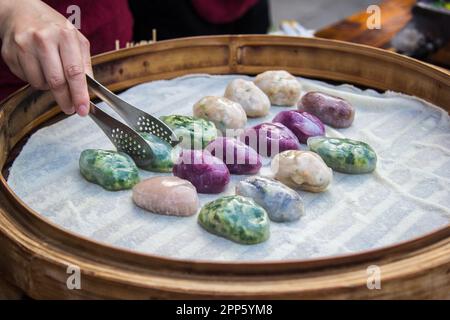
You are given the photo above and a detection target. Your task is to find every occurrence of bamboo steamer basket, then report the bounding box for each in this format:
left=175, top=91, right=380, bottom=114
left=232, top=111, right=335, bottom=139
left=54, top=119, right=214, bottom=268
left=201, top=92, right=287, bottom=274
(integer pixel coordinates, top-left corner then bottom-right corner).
left=0, top=35, right=449, bottom=299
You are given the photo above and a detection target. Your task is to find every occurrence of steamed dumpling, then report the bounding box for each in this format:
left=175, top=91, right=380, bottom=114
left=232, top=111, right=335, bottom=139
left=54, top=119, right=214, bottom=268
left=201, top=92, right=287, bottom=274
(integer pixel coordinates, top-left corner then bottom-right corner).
left=193, top=96, right=247, bottom=134
left=132, top=176, right=199, bottom=216
left=79, top=149, right=139, bottom=191
left=236, top=176, right=304, bottom=222
left=271, top=150, right=332, bottom=192
left=254, top=70, right=301, bottom=106
left=224, top=79, right=270, bottom=117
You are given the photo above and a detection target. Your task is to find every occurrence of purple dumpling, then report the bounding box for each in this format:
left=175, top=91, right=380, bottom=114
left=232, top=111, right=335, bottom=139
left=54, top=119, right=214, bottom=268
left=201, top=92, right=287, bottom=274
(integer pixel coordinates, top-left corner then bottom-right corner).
left=239, top=122, right=301, bottom=157
left=173, top=150, right=230, bottom=194
left=206, top=137, right=262, bottom=175
left=272, top=110, right=325, bottom=143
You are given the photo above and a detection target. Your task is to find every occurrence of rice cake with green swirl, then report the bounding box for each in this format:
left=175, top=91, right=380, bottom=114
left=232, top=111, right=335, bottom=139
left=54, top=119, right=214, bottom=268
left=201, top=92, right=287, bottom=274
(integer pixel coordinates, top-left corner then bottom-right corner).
left=307, top=137, right=377, bottom=174
left=160, top=115, right=217, bottom=149
left=198, top=195, right=270, bottom=245
left=79, top=149, right=140, bottom=191
left=138, top=132, right=178, bottom=172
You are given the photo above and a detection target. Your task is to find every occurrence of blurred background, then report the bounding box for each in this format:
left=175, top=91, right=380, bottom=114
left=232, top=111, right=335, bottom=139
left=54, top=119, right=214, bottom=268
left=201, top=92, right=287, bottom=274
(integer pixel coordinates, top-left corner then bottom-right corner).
left=270, top=0, right=381, bottom=29
left=130, top=0, right=449, bottom=68
left=130, top=0, right=384, bottom=40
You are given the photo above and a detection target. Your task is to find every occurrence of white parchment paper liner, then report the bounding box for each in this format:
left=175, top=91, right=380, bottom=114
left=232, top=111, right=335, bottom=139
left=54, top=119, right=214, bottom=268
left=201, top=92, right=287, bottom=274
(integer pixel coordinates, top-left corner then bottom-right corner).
left=7, top=74, right=450, bottom=261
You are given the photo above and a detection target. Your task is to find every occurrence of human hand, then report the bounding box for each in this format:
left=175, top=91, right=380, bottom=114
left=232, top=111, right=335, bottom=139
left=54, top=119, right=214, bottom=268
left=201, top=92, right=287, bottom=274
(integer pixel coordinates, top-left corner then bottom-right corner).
left=0, top=0, right=92, bottom=116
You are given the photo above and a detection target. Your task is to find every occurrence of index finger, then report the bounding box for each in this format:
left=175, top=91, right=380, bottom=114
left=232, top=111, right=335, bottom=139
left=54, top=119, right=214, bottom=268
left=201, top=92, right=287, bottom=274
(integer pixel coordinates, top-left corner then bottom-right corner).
left=59, top=28, right=90, bottom=116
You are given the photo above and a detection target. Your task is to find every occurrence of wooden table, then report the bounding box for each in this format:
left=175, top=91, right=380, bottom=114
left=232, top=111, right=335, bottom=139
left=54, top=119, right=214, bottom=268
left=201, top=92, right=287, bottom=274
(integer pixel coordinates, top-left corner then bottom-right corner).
left=316, top=0, right=450, bottom=68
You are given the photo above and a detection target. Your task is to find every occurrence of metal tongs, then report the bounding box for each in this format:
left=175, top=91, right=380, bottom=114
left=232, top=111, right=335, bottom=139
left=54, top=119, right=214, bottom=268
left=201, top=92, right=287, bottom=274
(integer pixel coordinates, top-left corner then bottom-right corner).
left=86, top=74, right=180, bottom=167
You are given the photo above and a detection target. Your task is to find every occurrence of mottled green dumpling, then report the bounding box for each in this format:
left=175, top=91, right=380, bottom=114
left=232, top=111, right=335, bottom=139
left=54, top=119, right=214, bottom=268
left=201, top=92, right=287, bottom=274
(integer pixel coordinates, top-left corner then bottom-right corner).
left=139, top=132, right=178, bottom=172
left=79, top=149, right=139, bottom=191
left=160, top=115, right=217, bottom=149
left=307, top=137, right=377, bottom=174
left=198, top=195, right=270, bottom=245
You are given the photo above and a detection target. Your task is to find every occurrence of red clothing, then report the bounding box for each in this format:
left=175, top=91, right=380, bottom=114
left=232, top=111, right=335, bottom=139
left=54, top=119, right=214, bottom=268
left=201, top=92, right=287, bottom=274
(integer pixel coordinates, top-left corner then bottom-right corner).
left=0, top=0, right=133, bottom=101
left=191, top=0, right=259, bottom=24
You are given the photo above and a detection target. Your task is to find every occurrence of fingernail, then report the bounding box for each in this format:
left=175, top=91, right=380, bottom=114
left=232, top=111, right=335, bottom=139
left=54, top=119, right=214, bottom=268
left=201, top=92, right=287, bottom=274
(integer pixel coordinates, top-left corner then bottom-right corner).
left=77, top=104, right=89, bottom=117
left=64, top=106, right=75, bottom=115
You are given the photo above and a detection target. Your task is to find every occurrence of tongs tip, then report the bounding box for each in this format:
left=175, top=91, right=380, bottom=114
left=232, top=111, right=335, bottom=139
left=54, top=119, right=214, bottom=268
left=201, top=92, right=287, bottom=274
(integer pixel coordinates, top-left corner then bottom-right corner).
left=170, top=135, right=183, bottom=147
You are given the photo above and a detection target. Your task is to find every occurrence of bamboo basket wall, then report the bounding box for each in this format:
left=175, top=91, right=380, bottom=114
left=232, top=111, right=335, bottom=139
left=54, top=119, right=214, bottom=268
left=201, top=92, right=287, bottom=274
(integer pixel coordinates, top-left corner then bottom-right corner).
left=0, top=35, right=449, bottom=299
